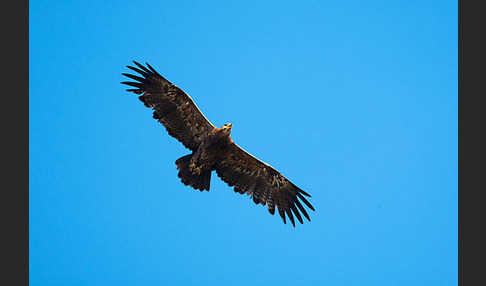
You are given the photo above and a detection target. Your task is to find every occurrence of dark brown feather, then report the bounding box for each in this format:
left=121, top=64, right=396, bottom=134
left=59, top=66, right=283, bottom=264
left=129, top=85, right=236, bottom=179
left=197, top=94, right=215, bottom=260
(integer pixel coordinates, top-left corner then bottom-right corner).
left=215, top=142, right=315, bottom=225
left=121, top=81, right=143, bottom=88
left=133, top=60, right=152, bottom=74
left=126, top=65, right=150, bottom=77
left=290, top=204, right=303, bottom=224
left=122, top=61, right=215, bottom=151
left=122, top=73, right=146, bottom=83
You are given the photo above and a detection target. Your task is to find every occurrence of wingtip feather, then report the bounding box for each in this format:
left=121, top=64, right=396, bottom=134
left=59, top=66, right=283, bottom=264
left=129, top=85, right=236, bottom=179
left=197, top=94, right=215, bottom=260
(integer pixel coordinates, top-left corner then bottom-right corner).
left=297, top=193, right=315, bottom=211
left=295, top=200, right=311, bottom=222
left=133, top=61, right=151, bottom=74
left=286, top=208, right=296, bottom=227
left=121, top=81, right=143, bottom=88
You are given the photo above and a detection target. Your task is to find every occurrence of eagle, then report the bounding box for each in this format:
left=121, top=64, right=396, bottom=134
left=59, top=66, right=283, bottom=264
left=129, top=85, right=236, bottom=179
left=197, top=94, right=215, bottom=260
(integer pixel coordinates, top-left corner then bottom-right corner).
left=122, top=61, right=315, bottom=226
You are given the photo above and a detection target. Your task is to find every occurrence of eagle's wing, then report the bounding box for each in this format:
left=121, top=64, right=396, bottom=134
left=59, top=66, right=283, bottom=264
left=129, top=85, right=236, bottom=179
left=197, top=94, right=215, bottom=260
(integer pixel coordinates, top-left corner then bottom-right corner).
left=215, top=142, right=315, bottom=226
left=122, top=61, right=215, bottom=151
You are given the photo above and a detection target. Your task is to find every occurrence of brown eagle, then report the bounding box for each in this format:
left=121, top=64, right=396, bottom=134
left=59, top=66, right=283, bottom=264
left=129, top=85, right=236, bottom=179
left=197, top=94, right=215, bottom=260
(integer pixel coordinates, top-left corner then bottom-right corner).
left=122, top=61, right=315, bottom=226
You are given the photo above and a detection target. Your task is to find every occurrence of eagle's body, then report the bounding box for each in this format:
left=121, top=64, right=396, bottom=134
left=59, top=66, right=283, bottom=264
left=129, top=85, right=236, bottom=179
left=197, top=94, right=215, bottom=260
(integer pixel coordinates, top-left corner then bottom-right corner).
left=177, top=125, right=233, bottom=191
left=122, top=61, right=315, bottom=226
left=190, top=125, right=233, bottom=177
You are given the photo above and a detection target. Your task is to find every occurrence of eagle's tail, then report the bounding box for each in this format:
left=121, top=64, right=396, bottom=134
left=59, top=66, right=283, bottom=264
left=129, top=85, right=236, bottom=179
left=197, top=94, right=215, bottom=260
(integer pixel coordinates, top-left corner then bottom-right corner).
left=175, top=154, right=211, bottom=192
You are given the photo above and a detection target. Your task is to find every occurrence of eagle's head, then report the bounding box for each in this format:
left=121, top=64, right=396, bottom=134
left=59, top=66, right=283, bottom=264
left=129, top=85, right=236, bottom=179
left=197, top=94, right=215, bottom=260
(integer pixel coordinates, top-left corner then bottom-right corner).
left=221, top=123, right=233, bottom=136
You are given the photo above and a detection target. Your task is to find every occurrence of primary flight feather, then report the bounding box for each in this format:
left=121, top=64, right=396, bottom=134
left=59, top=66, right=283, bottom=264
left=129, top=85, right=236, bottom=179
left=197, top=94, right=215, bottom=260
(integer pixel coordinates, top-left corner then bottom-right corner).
left=122, top=61, right=315, bottom=226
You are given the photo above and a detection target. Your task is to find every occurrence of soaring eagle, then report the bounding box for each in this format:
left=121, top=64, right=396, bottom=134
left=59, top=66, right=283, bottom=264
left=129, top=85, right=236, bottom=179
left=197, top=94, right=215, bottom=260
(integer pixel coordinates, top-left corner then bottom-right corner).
left=122, top=61, right=315, bottom=226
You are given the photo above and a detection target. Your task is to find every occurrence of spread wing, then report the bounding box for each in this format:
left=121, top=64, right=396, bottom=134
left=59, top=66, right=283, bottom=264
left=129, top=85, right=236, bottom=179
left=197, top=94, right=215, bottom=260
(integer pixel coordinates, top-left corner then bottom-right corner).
left=122, top=61, right=215, bottom=151
left=215, top=142, right=315, bottom=226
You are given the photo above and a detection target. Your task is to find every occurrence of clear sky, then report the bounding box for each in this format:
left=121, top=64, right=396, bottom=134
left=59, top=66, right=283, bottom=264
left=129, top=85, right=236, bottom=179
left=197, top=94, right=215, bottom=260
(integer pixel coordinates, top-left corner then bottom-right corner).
left=30, top=1, right=457, bottom=285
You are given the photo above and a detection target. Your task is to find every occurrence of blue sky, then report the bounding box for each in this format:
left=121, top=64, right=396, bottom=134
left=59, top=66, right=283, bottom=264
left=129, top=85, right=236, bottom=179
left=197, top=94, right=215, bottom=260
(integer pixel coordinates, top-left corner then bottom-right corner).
left=30, top=1, right=457, bottom=285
